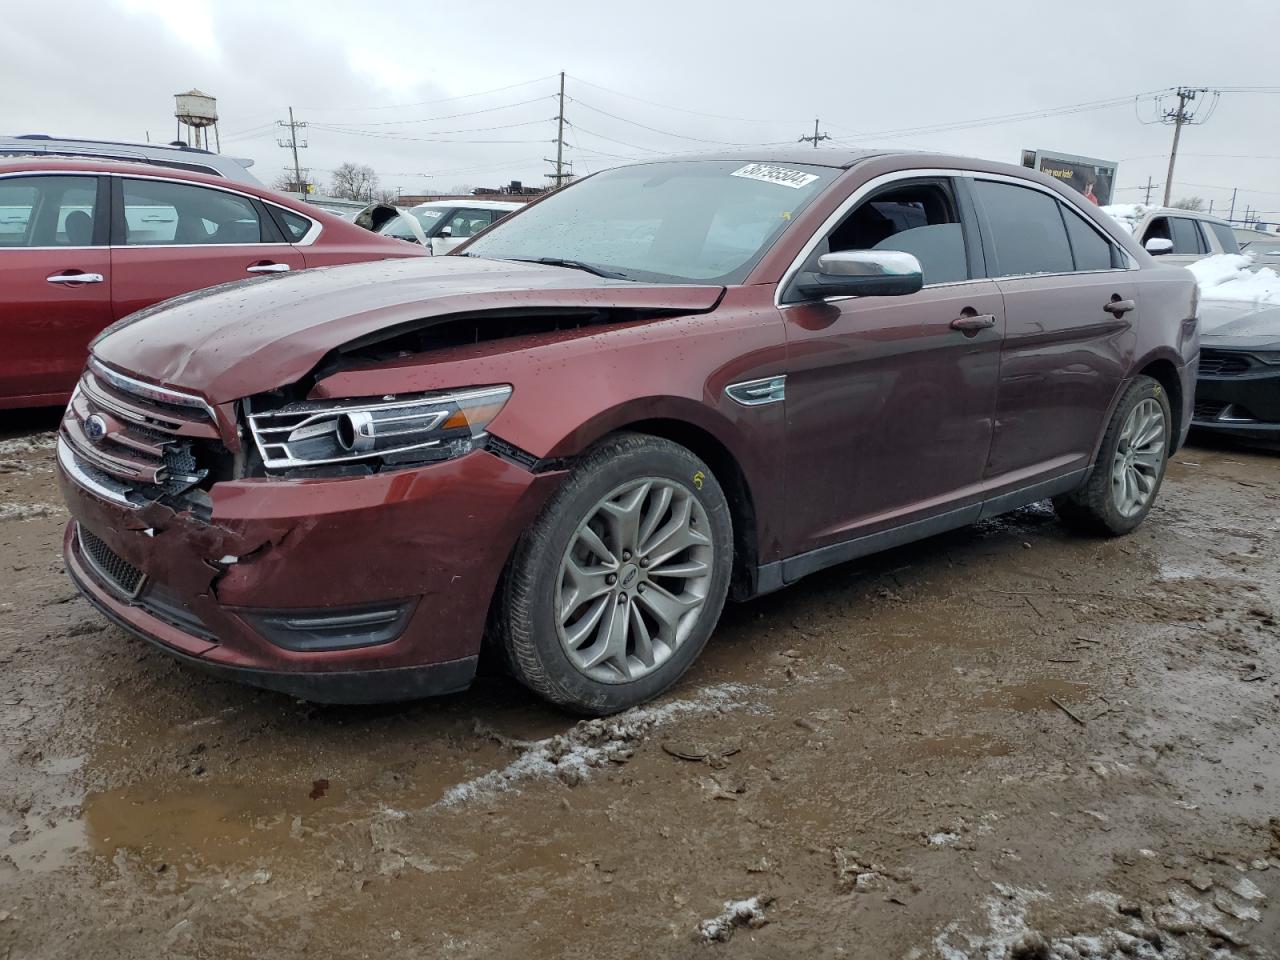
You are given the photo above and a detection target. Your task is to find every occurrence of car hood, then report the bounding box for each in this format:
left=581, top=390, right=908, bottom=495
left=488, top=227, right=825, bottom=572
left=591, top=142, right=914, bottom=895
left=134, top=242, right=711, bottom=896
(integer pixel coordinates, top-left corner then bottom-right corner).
left=1198, top=301, right=1280, bottom=350
left=93, top=256, right=725, bottom=403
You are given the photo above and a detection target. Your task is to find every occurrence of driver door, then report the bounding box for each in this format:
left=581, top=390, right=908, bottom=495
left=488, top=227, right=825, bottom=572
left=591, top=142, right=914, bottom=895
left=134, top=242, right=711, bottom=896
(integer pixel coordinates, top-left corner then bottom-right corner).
left=779, top=175, right=1005, bottom=565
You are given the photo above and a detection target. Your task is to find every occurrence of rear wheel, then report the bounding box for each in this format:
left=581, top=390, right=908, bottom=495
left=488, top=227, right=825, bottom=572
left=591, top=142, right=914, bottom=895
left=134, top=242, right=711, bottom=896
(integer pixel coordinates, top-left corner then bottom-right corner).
left=1053, top=375, right=1171, bottom=536
left=498, top=433, right=733, bottom=715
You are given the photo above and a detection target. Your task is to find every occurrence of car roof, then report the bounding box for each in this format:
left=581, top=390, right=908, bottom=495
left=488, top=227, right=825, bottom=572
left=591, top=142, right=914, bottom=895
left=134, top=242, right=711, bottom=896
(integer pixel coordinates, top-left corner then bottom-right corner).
left=0, top=135, right=259, bottom=184
left=1136, top=206, right=1233, bottom=226
left=411, top=199, right=525, bottom=211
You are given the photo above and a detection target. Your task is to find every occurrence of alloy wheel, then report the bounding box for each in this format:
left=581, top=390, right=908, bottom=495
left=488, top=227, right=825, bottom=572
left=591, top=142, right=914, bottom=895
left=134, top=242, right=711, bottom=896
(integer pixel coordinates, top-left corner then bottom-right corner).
left=1111, top=398, right=1166, bottom=518
left=556, top=477, right=714, bottom=684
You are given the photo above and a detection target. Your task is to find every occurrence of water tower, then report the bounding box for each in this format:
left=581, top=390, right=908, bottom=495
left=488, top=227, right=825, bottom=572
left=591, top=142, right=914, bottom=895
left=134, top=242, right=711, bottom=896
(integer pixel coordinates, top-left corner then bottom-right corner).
left=174, top=89, right=220, bottom=152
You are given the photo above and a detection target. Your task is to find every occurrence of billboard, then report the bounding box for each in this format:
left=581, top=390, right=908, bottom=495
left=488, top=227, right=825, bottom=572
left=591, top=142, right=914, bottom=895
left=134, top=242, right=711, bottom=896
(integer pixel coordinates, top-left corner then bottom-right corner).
left=1020, top=149, right=1118, bottom=206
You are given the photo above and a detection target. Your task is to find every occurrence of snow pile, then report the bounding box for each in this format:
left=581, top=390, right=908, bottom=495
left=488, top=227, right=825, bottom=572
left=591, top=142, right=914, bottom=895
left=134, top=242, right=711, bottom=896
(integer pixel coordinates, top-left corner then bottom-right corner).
left=696, top=895, right=773, bottom=943
left=434, top=683, right=760, bottom=807
left=1099, top=203, right=1154, bottom=235
left=1188, top=253, right=1280, bottom=306
left=0, top=433, right=57, bottom=456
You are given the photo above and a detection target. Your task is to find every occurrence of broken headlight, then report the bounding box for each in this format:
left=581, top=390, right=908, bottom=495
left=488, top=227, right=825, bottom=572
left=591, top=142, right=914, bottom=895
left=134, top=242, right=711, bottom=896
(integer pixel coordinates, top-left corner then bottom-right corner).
left=246, top=386, right=511, bottom=470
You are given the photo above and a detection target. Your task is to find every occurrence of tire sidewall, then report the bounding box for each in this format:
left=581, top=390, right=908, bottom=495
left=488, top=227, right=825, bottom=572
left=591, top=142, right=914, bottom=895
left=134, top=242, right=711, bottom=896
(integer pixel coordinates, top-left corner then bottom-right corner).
left=513, top=440, right=733, bottom=713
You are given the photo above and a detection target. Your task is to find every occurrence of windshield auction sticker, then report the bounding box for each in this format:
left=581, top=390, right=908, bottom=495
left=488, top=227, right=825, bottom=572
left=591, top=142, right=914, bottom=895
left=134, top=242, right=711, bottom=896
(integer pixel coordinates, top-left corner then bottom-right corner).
left=730, top=163, right=820, bottom=189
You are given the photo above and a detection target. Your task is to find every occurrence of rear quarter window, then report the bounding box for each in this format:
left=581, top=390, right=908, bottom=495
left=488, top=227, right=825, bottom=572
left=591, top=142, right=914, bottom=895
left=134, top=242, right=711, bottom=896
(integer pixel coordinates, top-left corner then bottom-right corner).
left=1206, top=221, right=1240, bottom=254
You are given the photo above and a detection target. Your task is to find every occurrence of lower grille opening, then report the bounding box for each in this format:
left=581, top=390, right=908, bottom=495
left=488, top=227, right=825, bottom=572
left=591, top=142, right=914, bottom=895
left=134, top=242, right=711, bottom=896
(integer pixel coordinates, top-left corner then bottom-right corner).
left=78, top=525, right=146, bottom=598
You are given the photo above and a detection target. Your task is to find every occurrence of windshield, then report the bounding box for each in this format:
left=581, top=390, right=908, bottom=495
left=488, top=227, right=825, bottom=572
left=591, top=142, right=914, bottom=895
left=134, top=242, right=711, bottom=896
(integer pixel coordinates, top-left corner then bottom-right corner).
left=463, top=160, right=838, bottom=284
left=409, top=207, right=447, bottom=235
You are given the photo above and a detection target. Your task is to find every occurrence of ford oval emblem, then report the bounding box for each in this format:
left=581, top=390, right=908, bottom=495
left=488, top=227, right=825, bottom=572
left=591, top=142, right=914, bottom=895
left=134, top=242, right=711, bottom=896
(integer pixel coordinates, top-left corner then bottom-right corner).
left=84, top=414, right=108, bottom=442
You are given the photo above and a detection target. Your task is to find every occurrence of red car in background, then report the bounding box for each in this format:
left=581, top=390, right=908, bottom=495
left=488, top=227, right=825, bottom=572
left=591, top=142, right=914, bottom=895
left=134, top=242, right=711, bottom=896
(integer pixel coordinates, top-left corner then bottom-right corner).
left=0, top=158, right=424, bottom=409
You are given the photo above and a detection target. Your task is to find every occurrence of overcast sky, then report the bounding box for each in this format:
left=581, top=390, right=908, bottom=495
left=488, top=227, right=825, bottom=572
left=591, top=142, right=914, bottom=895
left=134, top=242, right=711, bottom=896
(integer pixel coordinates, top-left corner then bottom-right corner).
left=4, top=0, right=1279, bottom=219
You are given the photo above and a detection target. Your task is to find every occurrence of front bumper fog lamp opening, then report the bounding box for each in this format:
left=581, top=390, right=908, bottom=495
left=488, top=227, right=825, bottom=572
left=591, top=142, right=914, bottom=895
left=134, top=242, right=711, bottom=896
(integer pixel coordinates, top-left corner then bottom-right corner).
left=245, top=601, right=415, bottom=652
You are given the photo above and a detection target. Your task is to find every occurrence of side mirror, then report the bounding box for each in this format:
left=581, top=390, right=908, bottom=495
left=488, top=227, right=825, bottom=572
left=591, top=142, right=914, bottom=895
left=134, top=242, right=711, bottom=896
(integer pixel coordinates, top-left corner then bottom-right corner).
left=1145, top=237, right=1174, bottom=255
left=796, top=250, right=924, bottom=300
left=439, top=225, right=453, bottom=237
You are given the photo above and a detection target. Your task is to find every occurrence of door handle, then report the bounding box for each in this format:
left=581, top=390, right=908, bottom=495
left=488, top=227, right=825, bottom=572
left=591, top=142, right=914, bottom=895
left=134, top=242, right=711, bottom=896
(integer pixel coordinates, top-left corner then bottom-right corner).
left=950, top=313, right=996, bottom=332
left=1104, top=297, right=1136, bottom=316
left=247, top=262, right=290, bottom=273
left=47, top=272, right=105, bottom=284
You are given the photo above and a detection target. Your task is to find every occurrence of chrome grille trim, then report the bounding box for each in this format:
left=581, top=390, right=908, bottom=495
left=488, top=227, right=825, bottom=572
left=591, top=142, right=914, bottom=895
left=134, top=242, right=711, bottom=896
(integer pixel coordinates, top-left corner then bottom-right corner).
left=88, top=357, right=216, bottom=418
left=57, top=437, right=138, bottom=508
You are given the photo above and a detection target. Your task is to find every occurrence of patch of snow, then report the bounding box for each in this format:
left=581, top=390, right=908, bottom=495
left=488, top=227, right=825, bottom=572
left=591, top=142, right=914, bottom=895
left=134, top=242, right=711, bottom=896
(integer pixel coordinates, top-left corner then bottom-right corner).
left=696, top=895, right=772, bottom=943
left=1099, top=203, right=1153, bottom=235
left=0, top=433, right=57, bottom=456
left=1230, top=876, right=1265, bottom=902
left=1188, top=253, right=1280, bottom=307
left=928, top=832, right=961, bottom=846
left=434, top=683, right=761, bottom=807
left=0, top=502, right=64, bottom=522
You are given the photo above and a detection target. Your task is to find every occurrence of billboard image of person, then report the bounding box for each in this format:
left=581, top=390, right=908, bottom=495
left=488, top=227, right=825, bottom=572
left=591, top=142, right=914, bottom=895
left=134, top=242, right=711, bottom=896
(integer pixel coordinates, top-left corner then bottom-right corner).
left=1021, top=151, right=1118, bottom=206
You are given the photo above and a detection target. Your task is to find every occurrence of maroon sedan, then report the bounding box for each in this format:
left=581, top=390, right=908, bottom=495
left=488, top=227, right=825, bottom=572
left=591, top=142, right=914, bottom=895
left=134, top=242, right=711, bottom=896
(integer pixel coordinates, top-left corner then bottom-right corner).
left=56, top=150, right=1199, bottom=714
left=0, top=158, right=423, bottom=409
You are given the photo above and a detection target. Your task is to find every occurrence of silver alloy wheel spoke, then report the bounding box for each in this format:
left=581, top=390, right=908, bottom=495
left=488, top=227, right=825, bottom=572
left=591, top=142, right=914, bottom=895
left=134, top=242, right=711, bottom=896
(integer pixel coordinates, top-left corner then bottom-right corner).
left=556, top=477, right=715, bottom=684
left=1111, top=398, right=1166, bottom=518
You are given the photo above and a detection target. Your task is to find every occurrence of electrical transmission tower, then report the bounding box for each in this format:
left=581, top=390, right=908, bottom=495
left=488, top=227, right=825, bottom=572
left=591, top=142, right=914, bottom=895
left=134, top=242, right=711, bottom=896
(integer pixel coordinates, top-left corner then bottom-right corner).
left=1157, top=87, right=1217, bottom=206
left=277, top=107, right=308, bottom=194
left=798, top=119, right=831, bottom=148
left=545, top=72, right=573, bottom=189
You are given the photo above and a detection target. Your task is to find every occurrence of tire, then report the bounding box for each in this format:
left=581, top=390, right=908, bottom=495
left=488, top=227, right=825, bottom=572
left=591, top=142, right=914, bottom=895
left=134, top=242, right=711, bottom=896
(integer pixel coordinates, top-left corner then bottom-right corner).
left=1053, top=375, right=1172, bottom=536
left=497, top=432, right=734, bottom=715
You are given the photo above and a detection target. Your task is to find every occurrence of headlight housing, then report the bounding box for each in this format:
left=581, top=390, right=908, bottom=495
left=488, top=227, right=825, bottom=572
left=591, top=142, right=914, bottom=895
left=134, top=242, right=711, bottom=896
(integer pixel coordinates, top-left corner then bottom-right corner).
left=246, top=386, right=511, bottom=470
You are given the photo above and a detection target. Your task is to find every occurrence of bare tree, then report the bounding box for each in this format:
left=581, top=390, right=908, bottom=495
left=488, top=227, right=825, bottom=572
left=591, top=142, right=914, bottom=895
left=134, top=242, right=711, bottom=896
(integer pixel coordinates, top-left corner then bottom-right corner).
left=271, top=170, right=309, bottom=193
left=330, top=162, right=380, bottom=202
left=1170, top=196, right=1205, bottom=211
left=449, top=184, right=475, bottom=196
left=375, top=188, right=401, bottom=205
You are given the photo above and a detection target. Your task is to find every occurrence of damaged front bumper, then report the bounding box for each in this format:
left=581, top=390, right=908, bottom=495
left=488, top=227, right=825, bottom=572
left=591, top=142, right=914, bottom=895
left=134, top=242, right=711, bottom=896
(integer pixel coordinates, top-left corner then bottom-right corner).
left=59, top=438, right=564, bottom=703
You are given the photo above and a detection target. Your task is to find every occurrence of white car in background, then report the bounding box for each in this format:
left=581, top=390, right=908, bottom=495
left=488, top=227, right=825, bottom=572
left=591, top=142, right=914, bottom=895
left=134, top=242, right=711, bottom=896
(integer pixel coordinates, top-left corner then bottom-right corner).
left=1101, top=204, right=1239, bottom=265
left=374, top=199, right=524, bottom=255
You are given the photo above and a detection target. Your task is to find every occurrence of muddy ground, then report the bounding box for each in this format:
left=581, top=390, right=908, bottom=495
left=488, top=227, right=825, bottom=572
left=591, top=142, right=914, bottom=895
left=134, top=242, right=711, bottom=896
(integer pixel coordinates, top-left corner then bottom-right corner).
left=1, top=411, right=1278, bottom=960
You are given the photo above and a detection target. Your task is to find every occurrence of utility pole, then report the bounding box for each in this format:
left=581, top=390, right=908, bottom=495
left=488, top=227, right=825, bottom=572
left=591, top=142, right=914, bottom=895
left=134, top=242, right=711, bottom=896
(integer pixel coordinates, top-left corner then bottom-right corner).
left=544, top=72, right=572, bottom=189
left=1229, top=187, right=1238, bottom=223
left=798, top=118, right=831, bottom=148
left=277, top=107, right=308, bottom=194
left=1160, top=87, right=1213, bottom=207
left=1143, top=176, right=1154, bottom=205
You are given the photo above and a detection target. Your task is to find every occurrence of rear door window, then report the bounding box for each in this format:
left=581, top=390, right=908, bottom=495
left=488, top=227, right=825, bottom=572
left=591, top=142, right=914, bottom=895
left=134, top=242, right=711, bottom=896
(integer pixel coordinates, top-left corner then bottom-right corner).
left=122, top=179, right=266, bottom=245
left=1059, top=203, right=1115, bottom=271
left=1169, top=217, right=1206, bottom=255
left=446, top=208, right=496, bottom=239
left=0, top=175, right=99, bottom=247
left=973, top=180, right=1073, bottom=276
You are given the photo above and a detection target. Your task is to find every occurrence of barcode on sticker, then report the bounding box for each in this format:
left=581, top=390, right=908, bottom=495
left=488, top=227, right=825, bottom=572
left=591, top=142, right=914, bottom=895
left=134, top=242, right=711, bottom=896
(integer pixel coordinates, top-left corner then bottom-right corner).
left=730, top=163, right=820, bottom=189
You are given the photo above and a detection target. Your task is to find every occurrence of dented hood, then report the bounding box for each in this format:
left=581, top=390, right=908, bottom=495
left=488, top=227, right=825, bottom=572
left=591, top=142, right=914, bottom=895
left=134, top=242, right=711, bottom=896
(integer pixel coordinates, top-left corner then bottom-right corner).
left=93, top=256, right=725, bottom=403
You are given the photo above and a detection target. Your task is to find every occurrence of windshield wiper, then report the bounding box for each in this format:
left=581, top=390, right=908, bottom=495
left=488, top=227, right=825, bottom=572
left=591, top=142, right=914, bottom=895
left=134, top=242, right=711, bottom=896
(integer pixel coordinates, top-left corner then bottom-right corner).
left=508, top=257, right=631, bottom=280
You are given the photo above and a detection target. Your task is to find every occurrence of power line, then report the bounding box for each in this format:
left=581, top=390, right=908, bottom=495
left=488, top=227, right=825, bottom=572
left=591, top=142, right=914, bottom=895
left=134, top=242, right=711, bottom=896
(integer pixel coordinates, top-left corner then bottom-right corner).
left=307, top=96, right=556, bottom=128
left=566, top=74, right=797, bottom=125
left=568, top=96, right=786, bottom=146
left=295, top=74, right=559, bottom=113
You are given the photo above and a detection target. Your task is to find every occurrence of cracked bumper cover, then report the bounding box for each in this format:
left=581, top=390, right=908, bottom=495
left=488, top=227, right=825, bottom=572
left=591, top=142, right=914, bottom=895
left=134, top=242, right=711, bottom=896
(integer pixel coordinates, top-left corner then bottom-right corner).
left=59, top=447, right=565, bottom=703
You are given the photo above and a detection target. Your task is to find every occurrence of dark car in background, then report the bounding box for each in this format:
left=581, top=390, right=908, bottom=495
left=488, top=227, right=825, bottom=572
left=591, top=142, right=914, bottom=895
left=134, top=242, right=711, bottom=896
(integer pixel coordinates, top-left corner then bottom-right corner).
left=56, top=150, right=1198, bottom=714
left=0, top=157, right=425, bottom=409
left=1193, top=300, right=1280, bottom=441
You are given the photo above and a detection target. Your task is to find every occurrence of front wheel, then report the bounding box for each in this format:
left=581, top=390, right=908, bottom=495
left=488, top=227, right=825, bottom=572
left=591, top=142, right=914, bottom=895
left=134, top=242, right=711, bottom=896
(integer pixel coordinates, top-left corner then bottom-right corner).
left=1053, top=375, right=1172, bottom=536
left=497, top=433, right=734, bottom=715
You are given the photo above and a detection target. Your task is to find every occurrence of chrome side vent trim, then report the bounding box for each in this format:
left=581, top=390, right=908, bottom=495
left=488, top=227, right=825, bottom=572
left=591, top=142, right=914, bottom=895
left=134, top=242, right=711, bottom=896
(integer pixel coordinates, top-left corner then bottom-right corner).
left=725, top=375, right=786, bottom=407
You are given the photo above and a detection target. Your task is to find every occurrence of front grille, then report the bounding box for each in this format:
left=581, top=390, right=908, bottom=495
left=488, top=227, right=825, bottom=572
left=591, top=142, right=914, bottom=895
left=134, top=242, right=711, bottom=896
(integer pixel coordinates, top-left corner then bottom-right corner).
left=78, top=525, right=146, bottom=598
left=1198, top=352, right=1253, bottom=376
left=60, top=358, right=228, bottom=507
